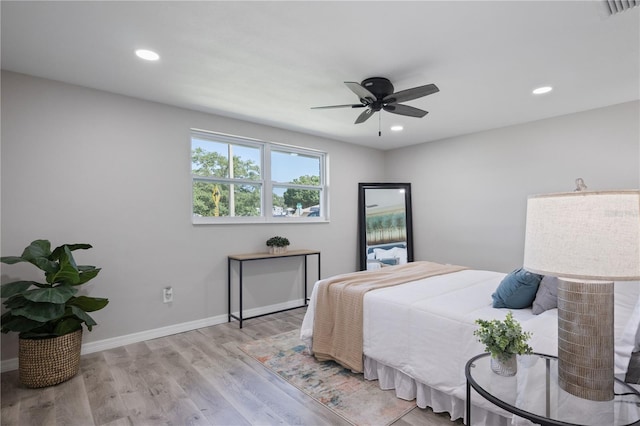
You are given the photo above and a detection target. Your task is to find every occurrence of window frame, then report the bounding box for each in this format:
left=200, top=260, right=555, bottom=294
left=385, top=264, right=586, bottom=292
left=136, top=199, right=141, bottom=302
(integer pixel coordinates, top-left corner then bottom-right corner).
left=191, top=129, right=328, bottom=224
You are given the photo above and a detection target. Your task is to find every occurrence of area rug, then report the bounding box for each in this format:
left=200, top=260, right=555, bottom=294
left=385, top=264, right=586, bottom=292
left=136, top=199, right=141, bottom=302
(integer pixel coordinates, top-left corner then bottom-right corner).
left=238, top=330, right=415, bottom=425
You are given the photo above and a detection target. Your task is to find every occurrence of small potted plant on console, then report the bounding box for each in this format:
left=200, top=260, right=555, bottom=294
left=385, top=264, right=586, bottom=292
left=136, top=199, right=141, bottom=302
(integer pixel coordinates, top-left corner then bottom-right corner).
left=266, top=236, right=290, bottom=254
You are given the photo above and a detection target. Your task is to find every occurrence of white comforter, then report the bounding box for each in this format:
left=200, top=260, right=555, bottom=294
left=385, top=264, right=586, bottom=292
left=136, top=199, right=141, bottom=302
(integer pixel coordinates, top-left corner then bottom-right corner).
left=300, top=268, right=640, bottom=424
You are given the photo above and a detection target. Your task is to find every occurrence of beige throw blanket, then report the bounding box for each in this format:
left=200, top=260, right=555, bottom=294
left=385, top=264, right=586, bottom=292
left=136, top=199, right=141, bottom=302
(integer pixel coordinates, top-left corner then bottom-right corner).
left=312, top=261, right=466, bottom=372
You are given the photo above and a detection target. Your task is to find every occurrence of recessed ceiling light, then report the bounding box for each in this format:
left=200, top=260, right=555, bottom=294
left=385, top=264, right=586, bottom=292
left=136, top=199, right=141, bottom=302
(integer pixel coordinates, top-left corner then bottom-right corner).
left=532, top=86, right=553, bottom=95
left=390, top=125, right=404, bottom=132
left=135, top=49, right=160, bottom=61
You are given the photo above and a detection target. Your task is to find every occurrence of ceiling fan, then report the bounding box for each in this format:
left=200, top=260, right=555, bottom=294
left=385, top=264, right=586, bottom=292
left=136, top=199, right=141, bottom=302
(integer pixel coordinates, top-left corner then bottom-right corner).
left=312, top=77, right=439, bottom=125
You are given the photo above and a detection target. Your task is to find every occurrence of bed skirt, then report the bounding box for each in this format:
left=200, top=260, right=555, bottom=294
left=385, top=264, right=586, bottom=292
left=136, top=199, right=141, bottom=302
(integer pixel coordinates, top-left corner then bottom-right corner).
left=363, top=356, right=514, bottom=426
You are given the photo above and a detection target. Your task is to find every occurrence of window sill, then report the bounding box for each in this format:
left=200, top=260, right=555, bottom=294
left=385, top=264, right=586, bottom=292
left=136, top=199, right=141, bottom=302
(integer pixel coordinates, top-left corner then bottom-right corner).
left=192, top=216, right=330, bottom=225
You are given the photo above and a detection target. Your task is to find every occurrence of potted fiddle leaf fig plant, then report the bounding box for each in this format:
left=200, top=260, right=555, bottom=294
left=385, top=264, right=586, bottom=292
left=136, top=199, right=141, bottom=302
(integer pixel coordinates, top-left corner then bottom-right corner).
left=1, top=239, right=108, bottom=388
left=266, top=236, right=290, bottom=254
left=473, top=311, right=533, bottom=376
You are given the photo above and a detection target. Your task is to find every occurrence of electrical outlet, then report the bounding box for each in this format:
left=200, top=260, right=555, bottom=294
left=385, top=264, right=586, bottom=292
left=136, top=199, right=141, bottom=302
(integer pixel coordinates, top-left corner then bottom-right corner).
left=163, top=286, right=173, bottom=303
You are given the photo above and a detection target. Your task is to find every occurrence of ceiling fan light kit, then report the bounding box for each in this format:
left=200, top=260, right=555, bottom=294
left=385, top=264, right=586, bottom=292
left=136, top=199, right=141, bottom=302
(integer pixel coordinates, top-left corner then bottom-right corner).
left=312, top=77, right=439, bottom=128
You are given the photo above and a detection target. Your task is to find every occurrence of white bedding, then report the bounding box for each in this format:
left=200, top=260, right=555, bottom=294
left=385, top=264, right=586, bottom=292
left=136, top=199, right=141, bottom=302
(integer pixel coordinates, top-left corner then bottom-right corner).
left=300, top=268, right=640, bottom=425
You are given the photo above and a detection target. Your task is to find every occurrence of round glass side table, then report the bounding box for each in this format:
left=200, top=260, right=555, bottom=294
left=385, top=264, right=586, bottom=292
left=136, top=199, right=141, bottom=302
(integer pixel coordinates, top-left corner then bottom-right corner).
left=465, top=353, right=640, bottom=426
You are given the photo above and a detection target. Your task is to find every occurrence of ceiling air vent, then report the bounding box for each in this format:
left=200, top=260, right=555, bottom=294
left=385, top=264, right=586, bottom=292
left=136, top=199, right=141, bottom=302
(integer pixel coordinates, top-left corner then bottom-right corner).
left=602, top=0, right=639, bottom=15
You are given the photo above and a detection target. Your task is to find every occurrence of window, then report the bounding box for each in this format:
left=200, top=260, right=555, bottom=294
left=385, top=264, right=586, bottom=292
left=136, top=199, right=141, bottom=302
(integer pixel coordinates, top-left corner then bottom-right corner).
left=191, top=130, right=327, bottom=224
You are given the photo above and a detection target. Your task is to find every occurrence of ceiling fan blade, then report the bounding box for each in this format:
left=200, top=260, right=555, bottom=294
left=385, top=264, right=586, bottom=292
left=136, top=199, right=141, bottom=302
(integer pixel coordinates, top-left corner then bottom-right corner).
left=383, top=103, right=428, bottom=118
left=355, top=108, right=375, bottom=124
left=383, top=83, right=439, bottom=104
left=345, top=82, right=376, bottom=103
left=311, top=104, right=365, bottom=109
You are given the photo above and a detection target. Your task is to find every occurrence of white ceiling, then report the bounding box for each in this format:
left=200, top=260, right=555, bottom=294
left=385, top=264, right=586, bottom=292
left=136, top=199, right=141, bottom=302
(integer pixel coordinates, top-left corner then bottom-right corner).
left=2, top=1, right=639, bottom=150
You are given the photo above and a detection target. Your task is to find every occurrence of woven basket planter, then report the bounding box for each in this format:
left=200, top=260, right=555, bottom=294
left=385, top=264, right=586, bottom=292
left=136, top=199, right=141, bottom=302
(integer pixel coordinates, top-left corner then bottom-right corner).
left=19, top=329, right=82, bottom=388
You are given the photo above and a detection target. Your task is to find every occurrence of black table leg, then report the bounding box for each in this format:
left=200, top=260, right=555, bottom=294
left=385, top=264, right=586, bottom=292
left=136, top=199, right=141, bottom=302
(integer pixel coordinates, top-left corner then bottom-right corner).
left=304, top=255, right=308, bottom=304
left=227, top=258, right=232, bottom=322
left=239, top=261, right=243, bottom=329
left=466, top=379, right=471, bottom=426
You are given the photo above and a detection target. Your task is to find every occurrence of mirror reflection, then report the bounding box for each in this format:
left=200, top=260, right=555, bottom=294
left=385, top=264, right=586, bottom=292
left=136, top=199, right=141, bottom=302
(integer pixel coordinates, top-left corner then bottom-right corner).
left=358, top=183, right=414, bottom=271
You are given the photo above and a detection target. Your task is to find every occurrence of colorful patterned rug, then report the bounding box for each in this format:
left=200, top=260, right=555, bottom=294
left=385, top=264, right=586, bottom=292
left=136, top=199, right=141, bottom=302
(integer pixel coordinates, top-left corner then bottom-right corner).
left=238, top=330, right=415, bottom=425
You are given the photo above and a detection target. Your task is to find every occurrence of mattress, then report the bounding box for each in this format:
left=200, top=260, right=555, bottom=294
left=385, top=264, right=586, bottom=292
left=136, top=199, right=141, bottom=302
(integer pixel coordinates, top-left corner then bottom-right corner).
left=300, top=268, right=640, bottom=425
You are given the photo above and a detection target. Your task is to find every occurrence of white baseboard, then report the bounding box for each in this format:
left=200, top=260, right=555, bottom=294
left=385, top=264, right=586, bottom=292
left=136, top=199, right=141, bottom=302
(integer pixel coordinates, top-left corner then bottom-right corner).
left=1, top=299, right=304, bottom=373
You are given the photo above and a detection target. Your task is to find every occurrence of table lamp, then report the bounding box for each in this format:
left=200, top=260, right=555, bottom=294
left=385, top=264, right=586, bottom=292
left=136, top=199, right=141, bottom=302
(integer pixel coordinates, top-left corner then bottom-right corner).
left=523, top=186, right=640, bottom=401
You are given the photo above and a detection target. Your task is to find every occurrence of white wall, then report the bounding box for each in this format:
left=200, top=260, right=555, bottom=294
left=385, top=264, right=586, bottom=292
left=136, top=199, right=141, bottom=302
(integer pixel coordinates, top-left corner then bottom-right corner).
left=385, top=100, right=640, bottom=272
left=2, top=71, right=639, bottom=364
left=0, top=71, right=385, bottom=361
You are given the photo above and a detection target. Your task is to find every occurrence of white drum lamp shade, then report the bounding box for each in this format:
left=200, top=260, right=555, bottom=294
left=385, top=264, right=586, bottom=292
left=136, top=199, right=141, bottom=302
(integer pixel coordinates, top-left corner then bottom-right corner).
left=523, top=190, right=640, bottom=401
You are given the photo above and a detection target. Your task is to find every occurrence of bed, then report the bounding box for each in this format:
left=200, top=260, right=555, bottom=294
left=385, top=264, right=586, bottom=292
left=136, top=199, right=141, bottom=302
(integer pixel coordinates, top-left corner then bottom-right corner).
left=300, top=262, right=640, bottom=425
left=365, top=242, right=408, bottom=270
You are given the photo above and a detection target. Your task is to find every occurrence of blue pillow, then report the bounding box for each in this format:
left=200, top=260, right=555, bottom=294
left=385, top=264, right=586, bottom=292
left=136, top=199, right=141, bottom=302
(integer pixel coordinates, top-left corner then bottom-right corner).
left=492, top=268, right=543, bottom=309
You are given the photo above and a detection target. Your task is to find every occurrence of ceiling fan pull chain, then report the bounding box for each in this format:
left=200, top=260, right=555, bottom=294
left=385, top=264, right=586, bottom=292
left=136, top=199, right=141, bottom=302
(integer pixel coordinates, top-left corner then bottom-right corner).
left=378, top=112, right=382, bottom=137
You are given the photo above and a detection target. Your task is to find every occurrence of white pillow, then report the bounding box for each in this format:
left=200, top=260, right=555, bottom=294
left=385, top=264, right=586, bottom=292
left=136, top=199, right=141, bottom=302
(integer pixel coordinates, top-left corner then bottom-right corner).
left=374, top=248, right=396, bottom=260
left=394, top=247, right=408, bottom=264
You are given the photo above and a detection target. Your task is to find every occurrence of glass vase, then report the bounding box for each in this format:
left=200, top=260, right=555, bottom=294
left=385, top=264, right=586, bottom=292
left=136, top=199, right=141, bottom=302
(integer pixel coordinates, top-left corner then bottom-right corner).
left=490, top=354, right=517, bottom=376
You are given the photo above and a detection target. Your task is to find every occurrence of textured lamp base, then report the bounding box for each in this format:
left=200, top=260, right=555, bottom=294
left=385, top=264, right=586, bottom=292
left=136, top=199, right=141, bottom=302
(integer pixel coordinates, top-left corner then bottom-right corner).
left=557, top=279, right=614, bottom=401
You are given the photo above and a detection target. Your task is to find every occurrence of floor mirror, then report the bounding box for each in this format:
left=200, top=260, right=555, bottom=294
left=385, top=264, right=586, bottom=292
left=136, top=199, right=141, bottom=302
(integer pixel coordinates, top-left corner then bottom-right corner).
left=358, top=183, right=414, bottom=271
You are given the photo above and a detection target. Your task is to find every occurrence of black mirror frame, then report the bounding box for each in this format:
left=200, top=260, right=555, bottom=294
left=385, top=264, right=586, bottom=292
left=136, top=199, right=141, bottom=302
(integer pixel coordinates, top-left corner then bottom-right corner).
left=358, top=182, right=414, bottom=271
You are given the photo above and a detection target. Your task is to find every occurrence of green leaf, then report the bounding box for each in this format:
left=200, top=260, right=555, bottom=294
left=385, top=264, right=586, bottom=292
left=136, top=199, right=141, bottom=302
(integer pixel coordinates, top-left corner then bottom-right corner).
left=74, top=267, right=101, bottom=285
left=0, top=256, right=27, bottom=264
left=4, top=295, right=29, bottom=310
left=13, top=301, right=65, bottom=323
left=78, top=265, right=97, bottom=272
left=23, top=285, right=77, bottom=304
left=50, top=244, right=91, bottom=261
left=0, top=312, right=44, bottom=333
left=21, top=240, right=58, bottom=273
left=70, top=305, right=97, bottom=327
left=68, top=296, right=109, bottom=312
left=2, top=241, right=54, bottom=271
left=22, top=240, right=51, bottom=260
left=46, top=247, right=79, bottom=284
left=53, top=318, right=82, bottom=336
left=0, top=281, right=37, bottom=298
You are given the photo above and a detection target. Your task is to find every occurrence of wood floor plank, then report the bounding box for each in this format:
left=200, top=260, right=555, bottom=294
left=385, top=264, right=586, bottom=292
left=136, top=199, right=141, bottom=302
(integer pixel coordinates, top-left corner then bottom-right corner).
left=119, top=390, right=172, bottom=426
left=0, top=402, right=21, bottom=426
left=128, top=351, right=208, bottom=426
left=0, top=370, right=22, bottom=425
left=102, top=346, right=131, bottom=366
left=54, top=373, right=95, bottom=426
left=123, top=341, right=153, bottom=358
left=99, top=417, right=134, bottom=426
left=1, top=307, right=462, bottom=426
left=110, top=357, right=152, bottom=395
left=81, top=352, right=130, bottom=426
left=238, top=319, right=285, bottom=340
left=162, top=396, right=212, bottom=426
left=16, top=386, right=56, bottom=426
left=153, top=344, right=250, bottom=426
left=196, top=321, right=254, bottom=345
left=143, top=336, right=173, bottom=351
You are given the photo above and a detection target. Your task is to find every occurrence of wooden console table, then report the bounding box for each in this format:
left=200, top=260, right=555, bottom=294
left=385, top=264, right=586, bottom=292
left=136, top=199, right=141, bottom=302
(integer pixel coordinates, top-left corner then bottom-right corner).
left=227, top=249, right=321, bottom=328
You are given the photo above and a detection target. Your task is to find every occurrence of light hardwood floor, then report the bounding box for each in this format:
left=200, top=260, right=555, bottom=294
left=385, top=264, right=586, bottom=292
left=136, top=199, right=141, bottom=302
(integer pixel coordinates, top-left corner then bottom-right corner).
left=1, top=308, right=463, bottom=426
